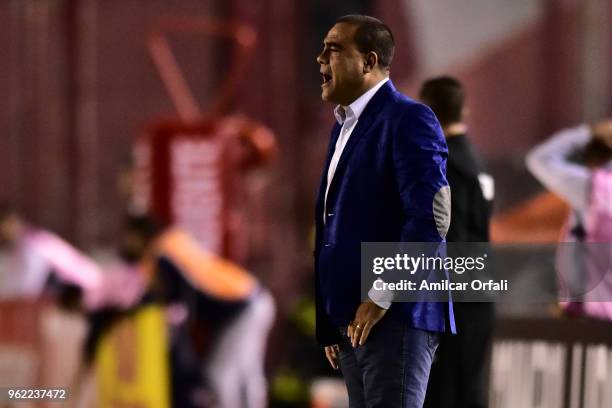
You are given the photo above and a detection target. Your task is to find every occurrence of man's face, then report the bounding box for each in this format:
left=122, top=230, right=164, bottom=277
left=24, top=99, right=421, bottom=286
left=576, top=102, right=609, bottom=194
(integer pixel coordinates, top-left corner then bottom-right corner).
left=118, top=230, right=147, bottom=264
left=0, top=215, right=22, bottom=248
left=317, top=23, right=367, bottom=106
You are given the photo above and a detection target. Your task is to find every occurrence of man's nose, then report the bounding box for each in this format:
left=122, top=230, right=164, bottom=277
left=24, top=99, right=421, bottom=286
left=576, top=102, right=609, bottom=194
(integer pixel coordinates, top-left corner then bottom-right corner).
left=316, top=51, right=327, bottom=65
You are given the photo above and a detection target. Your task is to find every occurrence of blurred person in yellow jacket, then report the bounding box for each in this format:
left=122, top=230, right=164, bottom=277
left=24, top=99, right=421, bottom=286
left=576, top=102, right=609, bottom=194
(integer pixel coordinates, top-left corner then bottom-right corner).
left=118, top=214, right=276, bottom=408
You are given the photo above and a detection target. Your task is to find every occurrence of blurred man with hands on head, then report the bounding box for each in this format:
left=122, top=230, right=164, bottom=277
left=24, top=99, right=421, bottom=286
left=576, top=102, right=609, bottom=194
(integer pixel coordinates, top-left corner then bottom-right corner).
left=527, top=118, right=612, bottom=320
left=314, top=15, right=453, bottom=408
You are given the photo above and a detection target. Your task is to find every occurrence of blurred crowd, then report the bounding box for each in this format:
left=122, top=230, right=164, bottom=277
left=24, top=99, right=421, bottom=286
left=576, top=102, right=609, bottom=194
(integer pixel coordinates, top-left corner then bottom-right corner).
left=0, top=206, right=274, bottom=408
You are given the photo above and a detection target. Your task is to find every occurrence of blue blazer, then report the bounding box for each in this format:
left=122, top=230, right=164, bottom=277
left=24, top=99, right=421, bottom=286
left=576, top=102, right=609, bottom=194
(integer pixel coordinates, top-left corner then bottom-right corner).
left=314, top=80, right=454, bottom=345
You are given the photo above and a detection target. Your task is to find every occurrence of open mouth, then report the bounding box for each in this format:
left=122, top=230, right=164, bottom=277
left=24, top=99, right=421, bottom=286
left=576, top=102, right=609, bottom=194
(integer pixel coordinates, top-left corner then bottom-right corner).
left=321, top=74, right=332, bottom=86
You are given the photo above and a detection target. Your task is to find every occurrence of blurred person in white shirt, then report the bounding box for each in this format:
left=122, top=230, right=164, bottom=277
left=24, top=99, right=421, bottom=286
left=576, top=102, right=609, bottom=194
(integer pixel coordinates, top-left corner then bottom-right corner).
left=0, top=203, right=101, bottom=306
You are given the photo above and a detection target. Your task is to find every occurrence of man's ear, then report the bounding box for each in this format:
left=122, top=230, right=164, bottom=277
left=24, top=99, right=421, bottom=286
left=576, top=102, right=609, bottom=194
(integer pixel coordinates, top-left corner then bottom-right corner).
left=363, top=52, right=378, bottom=73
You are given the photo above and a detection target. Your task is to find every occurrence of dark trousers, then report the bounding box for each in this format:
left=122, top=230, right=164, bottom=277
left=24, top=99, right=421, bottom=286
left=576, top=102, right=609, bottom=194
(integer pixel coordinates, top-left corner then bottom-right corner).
left=337, top=315, right=440, bottom=408
left=424, top=303, right=495, bottom=408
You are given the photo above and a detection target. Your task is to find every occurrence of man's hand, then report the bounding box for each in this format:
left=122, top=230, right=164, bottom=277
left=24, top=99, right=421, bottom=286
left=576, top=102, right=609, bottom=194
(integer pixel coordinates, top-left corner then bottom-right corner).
left=348, top=301, right=387, bottom=347
left=324, top=344, right=340, bottom=369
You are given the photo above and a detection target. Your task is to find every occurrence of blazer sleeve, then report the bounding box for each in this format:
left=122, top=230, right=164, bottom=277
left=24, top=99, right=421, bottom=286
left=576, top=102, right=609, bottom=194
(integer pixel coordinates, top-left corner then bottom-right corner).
left=392, top=104, right=450, bottom=242
left=315, top=273, right=342, bottom=346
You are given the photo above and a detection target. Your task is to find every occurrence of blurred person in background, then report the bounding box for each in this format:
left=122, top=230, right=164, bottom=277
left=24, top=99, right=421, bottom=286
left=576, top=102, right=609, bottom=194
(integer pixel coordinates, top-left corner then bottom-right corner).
left=114, top=214, right=275, bottom=408
left=0, top=203, right=102, bottom=400
left=526, top=119, right=612, bottom=319
left=74, top=216, right=170, bottom=408
left=419, top=77, right=495, bottom=408
left=0, top=202, right=101, bottom=308
left=315, top=15, right=452, bottom=407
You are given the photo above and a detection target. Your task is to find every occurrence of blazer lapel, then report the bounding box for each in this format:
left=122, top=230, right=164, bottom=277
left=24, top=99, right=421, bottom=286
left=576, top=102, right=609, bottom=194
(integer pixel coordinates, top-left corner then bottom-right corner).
left=325, top=81, right=395, bottom=207
left=316, top=122, right=342, bottom=220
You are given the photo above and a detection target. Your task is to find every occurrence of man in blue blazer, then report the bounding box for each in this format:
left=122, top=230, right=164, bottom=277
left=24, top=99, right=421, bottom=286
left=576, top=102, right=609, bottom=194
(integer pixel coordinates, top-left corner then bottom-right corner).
left=314, top=15, right=453, bottom=407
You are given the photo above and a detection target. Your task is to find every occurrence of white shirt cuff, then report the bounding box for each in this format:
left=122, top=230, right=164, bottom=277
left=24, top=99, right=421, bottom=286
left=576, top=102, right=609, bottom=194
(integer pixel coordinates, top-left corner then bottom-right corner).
left=368, top=279, right=394, bottom=309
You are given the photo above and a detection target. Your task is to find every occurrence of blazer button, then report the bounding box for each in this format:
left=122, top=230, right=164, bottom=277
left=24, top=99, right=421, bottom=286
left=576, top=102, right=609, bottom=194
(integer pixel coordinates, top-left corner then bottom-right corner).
left=327, top=213, right=334, bottom=217
left=324, top=242, right=332, bottom=247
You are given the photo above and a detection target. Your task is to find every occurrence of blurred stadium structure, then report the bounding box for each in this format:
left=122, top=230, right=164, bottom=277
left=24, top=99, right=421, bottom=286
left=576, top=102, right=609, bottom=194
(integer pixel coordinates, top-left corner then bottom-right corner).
left=0, top=0, right=611, bottom=407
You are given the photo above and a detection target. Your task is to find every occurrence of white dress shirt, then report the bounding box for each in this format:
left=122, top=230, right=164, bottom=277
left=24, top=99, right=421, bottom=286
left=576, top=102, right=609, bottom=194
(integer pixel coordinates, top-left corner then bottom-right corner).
left=324, top=77, right=390, bottom=213
left=321, top=78, right=392, bottom=310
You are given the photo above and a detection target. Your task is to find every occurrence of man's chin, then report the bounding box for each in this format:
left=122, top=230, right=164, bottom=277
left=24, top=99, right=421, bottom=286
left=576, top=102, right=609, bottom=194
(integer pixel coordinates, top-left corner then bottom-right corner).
left=321, top=89, right=336, bottom=103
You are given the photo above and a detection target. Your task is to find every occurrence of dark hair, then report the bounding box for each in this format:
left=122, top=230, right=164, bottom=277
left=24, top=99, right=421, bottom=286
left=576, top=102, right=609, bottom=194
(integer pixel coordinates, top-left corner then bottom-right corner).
left=582, top=139, right=612, bottom=167
left=419, top=76, right=465, bottom=128
left=335, top=15, right=395, bottom=69
left=123, top=214, right=164, bottom=243
left=0, top=202, right=16, bottom=223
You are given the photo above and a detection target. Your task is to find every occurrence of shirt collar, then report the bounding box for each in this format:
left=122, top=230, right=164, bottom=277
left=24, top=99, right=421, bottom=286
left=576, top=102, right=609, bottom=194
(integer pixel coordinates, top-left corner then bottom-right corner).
left=334, top=77, right=389, bottom=125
